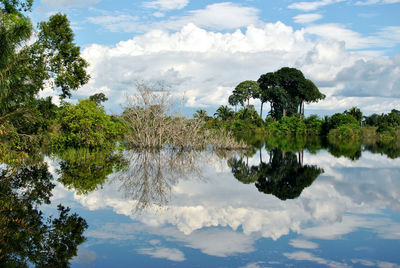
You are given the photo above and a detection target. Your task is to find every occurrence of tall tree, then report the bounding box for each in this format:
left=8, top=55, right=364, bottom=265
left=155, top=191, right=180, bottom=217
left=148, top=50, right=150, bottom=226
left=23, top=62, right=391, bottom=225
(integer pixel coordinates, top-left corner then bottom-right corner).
left=257, top=67, right=324, bottom=119
left=1, top=3, right=89, bottom=151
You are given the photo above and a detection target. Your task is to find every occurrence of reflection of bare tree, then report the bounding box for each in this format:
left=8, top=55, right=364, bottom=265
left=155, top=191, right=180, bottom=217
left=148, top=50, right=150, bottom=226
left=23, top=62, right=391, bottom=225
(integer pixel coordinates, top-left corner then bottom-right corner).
left=116, top=148, right=222, bottom=212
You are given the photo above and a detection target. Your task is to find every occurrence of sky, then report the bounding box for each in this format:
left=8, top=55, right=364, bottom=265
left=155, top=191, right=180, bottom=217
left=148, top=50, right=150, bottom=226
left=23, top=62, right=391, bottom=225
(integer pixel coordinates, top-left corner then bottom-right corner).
left=33, top=0, right=400, bottom=116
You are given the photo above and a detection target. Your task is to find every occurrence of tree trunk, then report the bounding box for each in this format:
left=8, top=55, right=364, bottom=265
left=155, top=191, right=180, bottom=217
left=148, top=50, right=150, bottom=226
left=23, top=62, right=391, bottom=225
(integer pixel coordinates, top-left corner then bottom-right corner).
left=260, top=101, right=264, bottom=119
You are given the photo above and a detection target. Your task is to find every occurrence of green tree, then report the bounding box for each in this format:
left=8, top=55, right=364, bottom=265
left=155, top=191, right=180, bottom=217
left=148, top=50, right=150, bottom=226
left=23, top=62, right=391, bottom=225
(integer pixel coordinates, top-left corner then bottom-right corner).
left=254, top=149, right=323, bottom=200
left=52, top=99, right=126, bottom=149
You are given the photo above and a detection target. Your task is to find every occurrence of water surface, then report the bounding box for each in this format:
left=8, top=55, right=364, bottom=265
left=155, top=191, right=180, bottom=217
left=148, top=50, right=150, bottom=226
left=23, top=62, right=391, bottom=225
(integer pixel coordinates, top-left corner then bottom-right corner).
left=42, top=147, right=400, bottom=267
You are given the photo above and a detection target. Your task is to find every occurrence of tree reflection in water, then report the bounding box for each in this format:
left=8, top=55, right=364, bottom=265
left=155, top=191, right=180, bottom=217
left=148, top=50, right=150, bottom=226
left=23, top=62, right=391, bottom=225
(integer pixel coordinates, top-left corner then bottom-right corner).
left=56, top=148, right=127, bottom=195
left=115, top=148, right=233, bottom=211
left=0, top=159, right=88, bottom=267
left=229, top=148, right=324, bottom=200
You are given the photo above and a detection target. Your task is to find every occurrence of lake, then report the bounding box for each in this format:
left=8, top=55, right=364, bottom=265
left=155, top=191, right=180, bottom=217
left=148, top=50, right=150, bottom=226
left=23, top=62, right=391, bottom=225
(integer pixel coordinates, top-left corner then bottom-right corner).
left=36, top=144, right=400, bottom=267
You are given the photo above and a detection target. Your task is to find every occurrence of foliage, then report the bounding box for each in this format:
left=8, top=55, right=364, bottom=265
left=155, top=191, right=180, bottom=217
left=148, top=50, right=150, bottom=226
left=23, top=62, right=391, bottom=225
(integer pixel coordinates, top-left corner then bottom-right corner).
left=52, top=99, right=126, bottom=149
left=0, top=2, right=89, bottom=153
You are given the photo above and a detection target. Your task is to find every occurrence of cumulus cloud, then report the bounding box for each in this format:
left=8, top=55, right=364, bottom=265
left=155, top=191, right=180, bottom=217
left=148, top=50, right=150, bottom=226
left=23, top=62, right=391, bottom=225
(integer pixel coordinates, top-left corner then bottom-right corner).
left=288, top=0, right=345, bottom=11
left=138, top=247, right=185, bottom=261
left=143, top=0, right=189, bottom=10
left=78, top=20, right=400, bottom=115
left=293, top=13, right=323, bottom=24
left=335, top=56, right=400, bottom=98
left=41, top=0, right=100, bottom=8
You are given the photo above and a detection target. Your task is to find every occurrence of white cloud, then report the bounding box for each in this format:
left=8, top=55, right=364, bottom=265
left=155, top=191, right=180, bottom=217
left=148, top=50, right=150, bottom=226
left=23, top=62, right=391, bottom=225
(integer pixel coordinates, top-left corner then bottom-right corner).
left=88, top=3, right=260, bottom=32
left=356, top=0, right=400, bottom=5
left=289, top=239, right=319, bottom=249
left=293, top=13, right=323, bottom=24
left=138, top=247, right=185, bottom=261
left=79, top=21, right=400, bottom=114
left=304, top=24, right=400, bottom=50
left=72, top=248, right=97, bottom=264
left=87, top=14, right=139, bottom=32
left=288, top=0, right=345, bottom=11
left=284, top=251, right=350, bottom=268
left=143, top=0, right=189, bottom=10
left=41, top=0, right=100, bottom=8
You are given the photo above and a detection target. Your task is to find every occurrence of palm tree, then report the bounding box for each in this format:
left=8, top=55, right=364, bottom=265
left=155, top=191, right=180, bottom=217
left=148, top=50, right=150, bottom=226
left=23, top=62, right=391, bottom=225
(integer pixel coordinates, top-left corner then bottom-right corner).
left=193, top=109, right=208, bottom=120
left=214, top=105, right=234, bottom=121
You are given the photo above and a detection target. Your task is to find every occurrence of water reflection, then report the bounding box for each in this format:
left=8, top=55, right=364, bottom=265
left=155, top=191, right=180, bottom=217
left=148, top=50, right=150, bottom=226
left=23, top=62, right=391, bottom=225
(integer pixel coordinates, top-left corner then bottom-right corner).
left=55, top=148, right=126, bottom=194
left=0, top=159, right=87, bottom=267
left=229, top=148, right=324, bottom=200
left=115, top=148, right=223, bottom=211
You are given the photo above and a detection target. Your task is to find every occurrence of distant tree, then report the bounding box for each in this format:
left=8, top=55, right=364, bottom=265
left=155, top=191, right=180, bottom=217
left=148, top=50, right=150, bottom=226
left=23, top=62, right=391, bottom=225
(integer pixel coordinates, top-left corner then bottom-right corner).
left=193, top=109, right=208, bottom=120
left=228, top=94, right=240, bottom=112
left=89, top=93, right=108, bottom=106
left=344, top=107, right=363, bottom=125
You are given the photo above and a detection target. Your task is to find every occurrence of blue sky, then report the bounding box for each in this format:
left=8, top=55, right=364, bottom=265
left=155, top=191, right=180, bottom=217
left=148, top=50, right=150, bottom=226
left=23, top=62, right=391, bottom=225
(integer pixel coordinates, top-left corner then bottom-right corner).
left=33, top=0, right=400, bottom=115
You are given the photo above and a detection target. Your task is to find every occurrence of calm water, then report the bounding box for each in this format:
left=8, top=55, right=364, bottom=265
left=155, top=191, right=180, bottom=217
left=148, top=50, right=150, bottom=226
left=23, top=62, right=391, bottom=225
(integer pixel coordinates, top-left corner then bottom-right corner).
left=38, top=146, right=400, bottom=267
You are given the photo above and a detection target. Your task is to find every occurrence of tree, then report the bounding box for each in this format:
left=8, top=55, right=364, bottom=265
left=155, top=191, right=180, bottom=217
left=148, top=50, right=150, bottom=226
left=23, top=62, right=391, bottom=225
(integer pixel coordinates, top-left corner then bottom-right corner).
left=254, top=149, right=324, bottom=200
left=257, top=67, right=324, bottom=119
left=56, top=148, right=126, bottom=194
left=230, top=80, right=259, bottom=107
left=89, top=93, right=108, bottom=106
